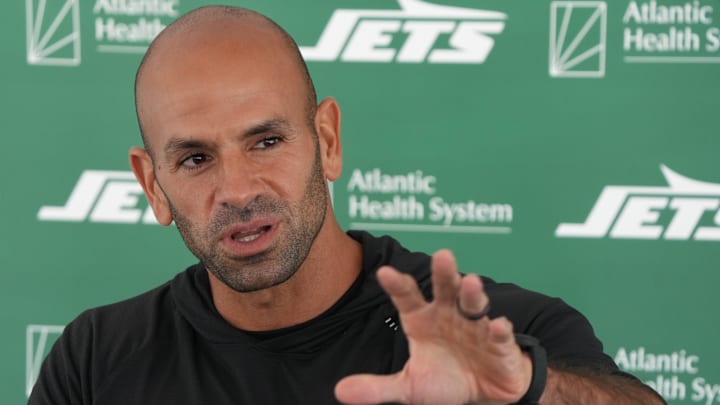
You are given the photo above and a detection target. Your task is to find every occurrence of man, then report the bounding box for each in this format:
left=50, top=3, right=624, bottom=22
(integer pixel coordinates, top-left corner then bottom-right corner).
left=29, top=6, right=665, bottom=405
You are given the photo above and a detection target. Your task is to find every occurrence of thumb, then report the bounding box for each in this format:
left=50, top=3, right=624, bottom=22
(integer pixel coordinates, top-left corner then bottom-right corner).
left=335, top=373, right=407, bottom=405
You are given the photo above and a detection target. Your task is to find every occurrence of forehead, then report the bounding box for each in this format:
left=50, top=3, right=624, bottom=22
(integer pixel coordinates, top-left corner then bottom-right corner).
left=136, top=16, right=308, bottom=148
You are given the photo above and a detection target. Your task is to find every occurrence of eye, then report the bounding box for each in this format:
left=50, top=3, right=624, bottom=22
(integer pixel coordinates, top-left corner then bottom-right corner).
left=254, top=136, right=282, bottom=150
left=179, top=153, right=210, bottom=170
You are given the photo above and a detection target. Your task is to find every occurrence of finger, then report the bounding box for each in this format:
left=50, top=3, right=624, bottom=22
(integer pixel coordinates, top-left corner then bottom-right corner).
left=488, top=316, right=515, bottom=345
left=458, top=274, right=489, bottom=319
left=431, top=249, right=462, bottom=306
left=377, top=266, right=426, bottom=314
left=335, top=373, right=406, bottom=405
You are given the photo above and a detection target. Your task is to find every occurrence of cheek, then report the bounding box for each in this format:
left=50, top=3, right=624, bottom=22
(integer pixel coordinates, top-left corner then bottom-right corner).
left=266, top=147, right=319, bottom=198
left=163, top=177, right=215, bottom=221
left=270, top=171, right=306, bottom=202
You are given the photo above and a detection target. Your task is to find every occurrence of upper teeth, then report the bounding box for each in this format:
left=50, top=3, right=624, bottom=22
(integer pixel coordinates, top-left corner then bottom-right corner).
left=234, top=230, right=263, bottom=243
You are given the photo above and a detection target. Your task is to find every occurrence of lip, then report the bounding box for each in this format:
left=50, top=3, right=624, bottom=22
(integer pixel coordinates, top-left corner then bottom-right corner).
left=218, top=218, right=279, bottom=258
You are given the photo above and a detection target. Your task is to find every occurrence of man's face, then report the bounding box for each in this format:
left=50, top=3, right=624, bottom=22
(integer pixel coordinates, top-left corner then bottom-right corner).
left=135, top=22, right=330, bottom=292
left=167, top=137, right=327, bottom=293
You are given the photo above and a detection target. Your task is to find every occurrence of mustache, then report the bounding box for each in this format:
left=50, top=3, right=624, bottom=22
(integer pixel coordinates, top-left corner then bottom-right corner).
left=208, top=196, right=288, bottom=236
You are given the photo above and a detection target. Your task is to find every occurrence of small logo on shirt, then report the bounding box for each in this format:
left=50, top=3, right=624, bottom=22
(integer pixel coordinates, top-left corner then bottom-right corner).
left=384, top=316, right=400, bottom=331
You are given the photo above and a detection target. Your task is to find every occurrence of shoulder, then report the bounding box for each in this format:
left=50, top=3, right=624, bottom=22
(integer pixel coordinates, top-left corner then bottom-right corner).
left=65, top=265, right=207, bottom=366
left=482, top=279, right=565, bottom=330
left=484, top=279, right=617, bottom=370
left=72, top=278, right=174, bottom=335
left=349, top=230, right=431, bottom=270
left=59, top=276, right=179, bottom=371
left=348, top=230, right=431, bottom=285
left=29, top=267, right=197, bottom=404
left=65, top=264, right=204, bottom=351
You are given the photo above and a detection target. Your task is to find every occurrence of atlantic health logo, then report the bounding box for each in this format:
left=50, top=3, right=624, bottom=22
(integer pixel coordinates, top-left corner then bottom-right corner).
left=26, top=0, right=82, bottom=66
left=25, top=0, right=180, bottom=66
left=300, top=0, right=507, bottom=64
left=549, top=1, right=607, bottom=77
left=622, top=0, right=720, bottom=64
left=26, top=325, right=64, bottom=397
left=343, top=168, right=513, bottom=235
left=556, top=165, right=720, bottom=240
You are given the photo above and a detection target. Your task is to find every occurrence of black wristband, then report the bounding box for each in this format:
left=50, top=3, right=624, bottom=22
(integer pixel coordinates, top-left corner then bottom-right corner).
left=511, top=334, right=547, bottom=405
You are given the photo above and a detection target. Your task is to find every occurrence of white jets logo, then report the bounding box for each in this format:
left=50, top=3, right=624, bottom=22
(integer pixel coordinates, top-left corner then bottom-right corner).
left=556, top=165, right=720, bottom=240
left=38, top=170, right=157, bottom=224
left=299, top=0, right=506, bottom=64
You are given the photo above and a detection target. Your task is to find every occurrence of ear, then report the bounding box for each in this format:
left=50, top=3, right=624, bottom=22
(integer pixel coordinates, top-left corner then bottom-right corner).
left=129, top=147, right=173, bottom=226
left=314, top=97, right=343, bottom=181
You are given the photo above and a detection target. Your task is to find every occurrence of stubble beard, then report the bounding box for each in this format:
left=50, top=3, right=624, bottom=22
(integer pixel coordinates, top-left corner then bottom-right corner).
left=168, top=144, right=328, bottom=293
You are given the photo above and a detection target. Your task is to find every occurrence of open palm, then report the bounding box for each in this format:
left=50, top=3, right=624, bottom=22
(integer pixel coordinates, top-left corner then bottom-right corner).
left=335, top=250, right=532, bottom=405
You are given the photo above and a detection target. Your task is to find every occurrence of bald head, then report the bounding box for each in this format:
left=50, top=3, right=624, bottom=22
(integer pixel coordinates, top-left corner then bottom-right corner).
left=135, top=6, right=317, bottom=154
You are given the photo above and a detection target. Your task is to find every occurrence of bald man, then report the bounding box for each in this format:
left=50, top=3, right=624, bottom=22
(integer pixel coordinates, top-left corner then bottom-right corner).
left=29, top=6, right=665, bottom=405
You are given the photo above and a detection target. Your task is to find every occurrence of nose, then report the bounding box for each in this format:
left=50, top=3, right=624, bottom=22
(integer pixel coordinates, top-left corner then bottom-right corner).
left=213, top=153, right=262, bottom=210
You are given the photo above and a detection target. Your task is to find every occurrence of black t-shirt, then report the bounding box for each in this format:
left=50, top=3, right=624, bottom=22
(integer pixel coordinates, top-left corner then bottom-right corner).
left=29, top=231, right=619, bottom=405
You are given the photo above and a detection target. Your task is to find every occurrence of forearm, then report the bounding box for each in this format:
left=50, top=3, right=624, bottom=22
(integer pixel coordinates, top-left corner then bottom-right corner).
left=540, top=367, right=667, bottom=405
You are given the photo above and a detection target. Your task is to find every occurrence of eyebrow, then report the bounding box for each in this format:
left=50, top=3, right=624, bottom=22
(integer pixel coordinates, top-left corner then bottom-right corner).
left=246, top=118, right=293, bottom=137
left=163, top=138, right=211, bottom=159
left=162, top=118, right=294, bottom=157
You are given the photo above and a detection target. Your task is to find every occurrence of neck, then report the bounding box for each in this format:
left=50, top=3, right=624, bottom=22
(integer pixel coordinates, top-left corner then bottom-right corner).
left=207, top=213, right=362, bottom=332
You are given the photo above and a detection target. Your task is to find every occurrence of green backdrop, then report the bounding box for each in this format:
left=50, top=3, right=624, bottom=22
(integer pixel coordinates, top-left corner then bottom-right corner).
left=3, top=0, right=719, bottom=403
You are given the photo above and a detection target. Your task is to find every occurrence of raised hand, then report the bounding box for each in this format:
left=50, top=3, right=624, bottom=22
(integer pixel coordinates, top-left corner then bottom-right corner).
left=335, top=250, right=532, bottom=405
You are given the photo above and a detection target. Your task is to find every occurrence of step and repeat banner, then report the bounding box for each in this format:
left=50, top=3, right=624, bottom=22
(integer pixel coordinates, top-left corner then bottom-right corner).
left=2, top=0, right=719, bottom=403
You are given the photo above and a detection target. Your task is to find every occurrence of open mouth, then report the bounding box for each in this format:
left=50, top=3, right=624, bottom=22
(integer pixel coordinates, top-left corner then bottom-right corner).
left=231, top=225, right=272, bottom=243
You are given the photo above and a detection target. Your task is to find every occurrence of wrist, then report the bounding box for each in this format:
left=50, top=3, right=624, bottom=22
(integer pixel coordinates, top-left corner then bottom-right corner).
left=510, top=334, right=547, bottom=405
left=518, top=351, right=533, bottom=399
